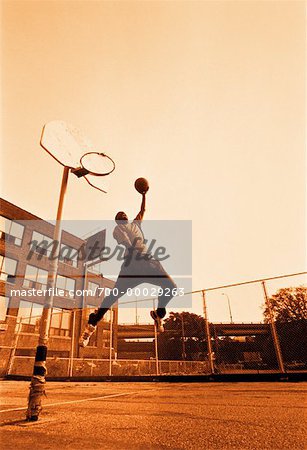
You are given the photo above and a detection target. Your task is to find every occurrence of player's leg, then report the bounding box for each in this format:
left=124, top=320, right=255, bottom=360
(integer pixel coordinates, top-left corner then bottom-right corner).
left=89, top=274, right=134, bottom=324
left=155, top=275, right=177, bottom=316
left=143, top=259, right=177, bottom=331
left=150, top=276, right=177, bottom=332
left=79, top=275, right=133, bottom=347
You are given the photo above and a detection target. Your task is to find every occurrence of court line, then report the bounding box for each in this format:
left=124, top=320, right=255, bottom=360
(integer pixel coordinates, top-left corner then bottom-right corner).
left=0, top=388, right=159, bottom=414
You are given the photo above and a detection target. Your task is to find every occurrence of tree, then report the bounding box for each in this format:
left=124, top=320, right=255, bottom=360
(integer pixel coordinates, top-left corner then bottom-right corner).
left=157, top=312, right=207, bottom=360
left=263, top=286, right=307, bottom=366
left=263, top=286, right=307, bottom=323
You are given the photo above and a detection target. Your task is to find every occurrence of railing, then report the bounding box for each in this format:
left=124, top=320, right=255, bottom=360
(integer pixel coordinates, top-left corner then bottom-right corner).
left=7, top=356, right=211, bottom=377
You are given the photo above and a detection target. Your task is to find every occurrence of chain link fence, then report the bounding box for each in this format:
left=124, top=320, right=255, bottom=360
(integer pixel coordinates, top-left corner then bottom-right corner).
left=155, top=274, right=306, bottom=374
left=2, top=273, right=306, bottom=378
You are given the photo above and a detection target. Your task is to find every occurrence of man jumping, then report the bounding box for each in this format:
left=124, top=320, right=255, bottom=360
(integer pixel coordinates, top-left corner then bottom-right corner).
left=79, top=187, right=177, bottom=347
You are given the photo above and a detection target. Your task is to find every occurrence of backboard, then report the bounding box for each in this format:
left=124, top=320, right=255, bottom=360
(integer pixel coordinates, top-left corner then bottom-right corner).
left=40, top=120, right=94, bottom=169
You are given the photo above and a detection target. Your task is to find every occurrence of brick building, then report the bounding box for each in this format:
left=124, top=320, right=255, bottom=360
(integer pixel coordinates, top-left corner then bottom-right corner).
left=0, top=198, right=117, bottom=377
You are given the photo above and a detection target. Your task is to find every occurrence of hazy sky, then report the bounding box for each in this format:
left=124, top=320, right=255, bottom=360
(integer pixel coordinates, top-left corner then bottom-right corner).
left=1, top=1, right=306, bottom=323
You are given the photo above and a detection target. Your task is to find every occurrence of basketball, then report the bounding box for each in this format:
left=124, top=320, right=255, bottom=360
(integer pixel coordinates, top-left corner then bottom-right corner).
left=134, top=177, right=149, bottom=193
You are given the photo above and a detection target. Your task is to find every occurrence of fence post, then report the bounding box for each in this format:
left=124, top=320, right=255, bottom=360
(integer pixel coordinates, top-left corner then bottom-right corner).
left=108, top=307, right=113, bottom=376
left=153, top=300, right=160, bottom=376
left=153, top=319, right=160, bottom=375
left=261, top=281, right=285, bottom=373
left=181, top=315, right=187, bottom=373
left=202, top=290, right=215, bottom=374
left=68, top=308, right=76, bottom=378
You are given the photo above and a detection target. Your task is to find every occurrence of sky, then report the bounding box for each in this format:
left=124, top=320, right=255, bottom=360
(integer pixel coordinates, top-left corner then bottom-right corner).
left=1, top=0, right=306, bottom=323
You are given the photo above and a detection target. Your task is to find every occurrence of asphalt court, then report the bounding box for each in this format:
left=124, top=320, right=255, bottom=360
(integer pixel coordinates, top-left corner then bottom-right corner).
left=1, top=381, right=306, bottom=449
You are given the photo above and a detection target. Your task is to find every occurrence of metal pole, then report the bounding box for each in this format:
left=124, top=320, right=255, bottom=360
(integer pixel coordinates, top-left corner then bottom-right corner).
left=69, top=308, right=76, bottom=378
left=108, top=307, right=113, bottom=376
left=27, top=166, right=69, bottom=421
left=153, top=300, right=159, bottom=376
left=202, top=290, right=215, bottom=374
left=181, top=315, right=186, bottom=359
left=213, top=324, right=220, bottom=373
left=181, top=315, right=187, bottom=372
left=77, top=262, right=89, bottom=358
left=261, top=281, right=285, bottom=373
left=222, top=293, right=233, bottom=323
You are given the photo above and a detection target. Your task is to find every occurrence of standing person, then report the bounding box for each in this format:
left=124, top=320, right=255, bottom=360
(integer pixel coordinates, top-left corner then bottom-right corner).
left=79, top=186, right=177, bottom=347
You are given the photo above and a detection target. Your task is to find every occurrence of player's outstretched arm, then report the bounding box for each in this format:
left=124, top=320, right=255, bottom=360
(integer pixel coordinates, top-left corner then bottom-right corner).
left=134, top=192, right=147, bottom=222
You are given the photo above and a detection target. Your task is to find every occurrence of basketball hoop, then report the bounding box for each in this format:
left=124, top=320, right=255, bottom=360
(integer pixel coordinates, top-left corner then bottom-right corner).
left=72, top=152, right=115, bottom=178
left=40, top=120, right=116, bottom=193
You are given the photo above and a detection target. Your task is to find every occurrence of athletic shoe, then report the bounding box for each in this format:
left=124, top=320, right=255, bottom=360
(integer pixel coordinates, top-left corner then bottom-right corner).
left=150, top=310, right=164, bottom=333
left=79, top=324, right=96, bottom=347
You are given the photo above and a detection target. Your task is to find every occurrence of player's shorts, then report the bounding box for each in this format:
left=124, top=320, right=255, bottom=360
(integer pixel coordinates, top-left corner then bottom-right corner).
left=118, top=252, right=171, bottom=281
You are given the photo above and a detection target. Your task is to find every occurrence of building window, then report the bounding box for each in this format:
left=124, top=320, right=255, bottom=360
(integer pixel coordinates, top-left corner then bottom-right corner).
left=50, top=308, right=71, bottom=337
left=56, top=275, right=75, bottom=297
left=23, top=265, right=48, bottom=289
left=0, top=216, right=25, bottom=246
left=60, top=243, right=78, bottom=268
left=0, top=296, right=9, bottom=321
left=17, top=300, right=43, bottom=332
left=87, top=281, right=100, bottom=296
left=0, top=255, right=18, bottom=284
left=31, top=231, right=53, bottom=257
left=18, top=300, right=43, bottom=325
